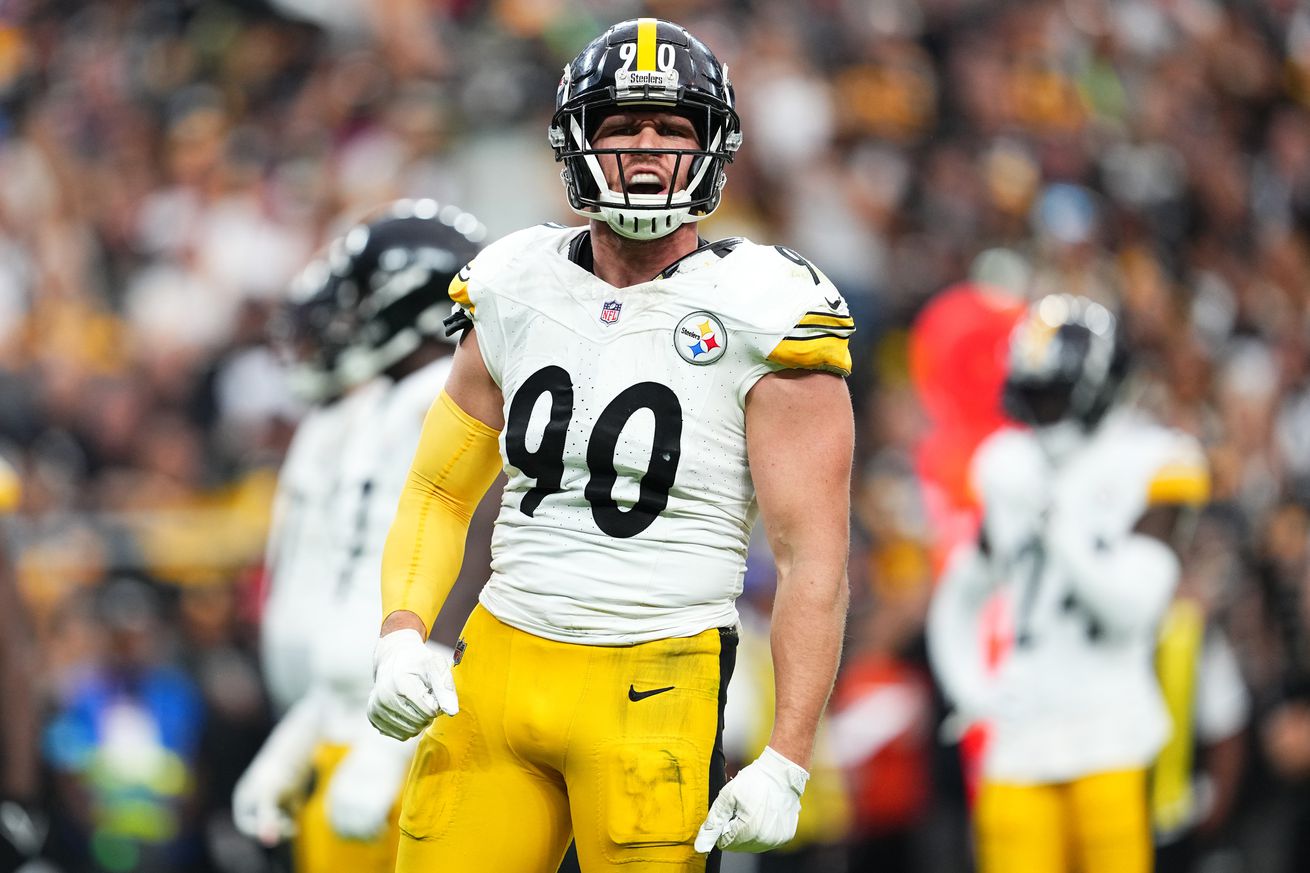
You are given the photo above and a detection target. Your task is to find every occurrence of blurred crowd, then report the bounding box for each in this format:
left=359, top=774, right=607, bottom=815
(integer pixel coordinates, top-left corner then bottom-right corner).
left=3, top=0, right=1310, bottom=871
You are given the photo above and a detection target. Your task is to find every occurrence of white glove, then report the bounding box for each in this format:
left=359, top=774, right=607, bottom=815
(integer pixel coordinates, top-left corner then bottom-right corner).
left=233, top=693, right=324, bottom=846
left=367, top=630, right=458, bottom=740
left=326, top=726, right=417, bottom=840
left=694, top=746, right=809, bottom=853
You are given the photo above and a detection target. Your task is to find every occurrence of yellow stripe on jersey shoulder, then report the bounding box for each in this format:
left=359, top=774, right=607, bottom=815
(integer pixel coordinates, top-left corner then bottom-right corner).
left=0, top=457, right=19, bottom=512
left=448, top=264, right=473, bottom=312
left=1146, top=460, right=1210, bottom=506
left=768, top=336, right=852, bottom=376
left=796, top=312, right=856, bottom=331
left=636, top=18, right=658, bottom=71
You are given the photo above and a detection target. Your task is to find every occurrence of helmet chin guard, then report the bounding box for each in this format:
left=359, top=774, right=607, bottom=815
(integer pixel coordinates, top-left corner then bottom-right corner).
left=565, top=116, right=724, bottom=240
left=549, top=18, right=741, bottom=241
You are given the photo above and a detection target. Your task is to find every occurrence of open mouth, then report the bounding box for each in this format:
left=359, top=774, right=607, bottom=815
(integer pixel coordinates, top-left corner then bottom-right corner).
left=626, top=171, right=667, bottom=196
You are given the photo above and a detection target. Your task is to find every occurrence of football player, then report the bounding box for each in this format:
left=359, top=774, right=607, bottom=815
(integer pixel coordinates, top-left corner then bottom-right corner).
left=927, top=294, right=1211, bottom=873
left=365, top=17, right=855, bottom=873
left=234, top=201, right=485, bottom=873
left=259, top=255, right=359, bottom=716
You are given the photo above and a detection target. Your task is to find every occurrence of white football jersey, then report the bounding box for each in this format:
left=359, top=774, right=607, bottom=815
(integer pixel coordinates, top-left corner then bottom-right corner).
left=451, top=224, right=853, bottom=644
left=310, top=357, right=454, bottom=743
left=972, top=408, right=1208, bottom=782
left=261, top=386, right=382, bottom=712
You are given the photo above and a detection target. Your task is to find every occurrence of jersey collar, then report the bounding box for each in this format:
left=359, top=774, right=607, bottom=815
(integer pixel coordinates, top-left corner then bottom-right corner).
left=566, top=230, right=743, bottom=281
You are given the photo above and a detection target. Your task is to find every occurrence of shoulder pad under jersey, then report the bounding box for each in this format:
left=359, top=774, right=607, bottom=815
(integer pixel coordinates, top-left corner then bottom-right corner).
left=717, top=242, right=855, bottom=376
left=447, top=224, right=583, bottom=315
left=1141, top=427, right=1210, bottom=508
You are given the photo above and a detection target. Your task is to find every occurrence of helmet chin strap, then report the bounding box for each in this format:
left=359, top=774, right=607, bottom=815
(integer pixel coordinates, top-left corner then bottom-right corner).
left=572, top=201, right=705, bottom=241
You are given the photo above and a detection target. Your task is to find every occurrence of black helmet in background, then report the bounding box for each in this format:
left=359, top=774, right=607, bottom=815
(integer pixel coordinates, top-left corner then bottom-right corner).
left=269, top=256, right=348, bottom=405
left=1001, top=294, right=1127, bottom=433
left=328, top=199, right=485, bottom=388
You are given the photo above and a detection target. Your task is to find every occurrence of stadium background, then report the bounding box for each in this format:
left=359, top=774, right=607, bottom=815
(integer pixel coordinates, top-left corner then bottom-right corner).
left=2, top=0, right=1310, bottom=870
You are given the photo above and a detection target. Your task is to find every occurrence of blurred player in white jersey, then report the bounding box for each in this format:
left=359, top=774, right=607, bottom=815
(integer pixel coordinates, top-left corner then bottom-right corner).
left=364, top=18, right=855, bottom=873
left=234, top=200, right=485, bottom=873
left=259, top=256, right=362, bottom=715
left=928, top=294, right=1210, bottom=873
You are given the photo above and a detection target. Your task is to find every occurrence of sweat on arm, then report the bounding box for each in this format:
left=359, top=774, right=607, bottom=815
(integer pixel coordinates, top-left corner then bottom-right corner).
left=381, top=390, right=502, bottom=633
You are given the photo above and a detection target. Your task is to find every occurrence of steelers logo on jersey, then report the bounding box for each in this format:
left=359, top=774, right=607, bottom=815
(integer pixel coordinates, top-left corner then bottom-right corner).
left=674, top=311, right=727, bottom=365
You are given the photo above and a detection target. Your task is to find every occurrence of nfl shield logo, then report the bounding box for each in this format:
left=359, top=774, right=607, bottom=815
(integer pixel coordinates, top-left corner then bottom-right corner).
left=600, top=300, right=622, bottom=324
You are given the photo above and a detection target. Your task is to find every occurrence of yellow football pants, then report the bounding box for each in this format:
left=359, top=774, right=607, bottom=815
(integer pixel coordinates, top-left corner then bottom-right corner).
left=974, top=768, right=1151, bottom=873
left=293, top=744, right=402, bottom=873
left=396, top=604, right=737, bottom=873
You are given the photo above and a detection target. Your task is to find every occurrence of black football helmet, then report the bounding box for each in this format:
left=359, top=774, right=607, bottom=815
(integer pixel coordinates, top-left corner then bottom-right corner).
left=1001, top=294, right=1127, bottom=430
left=549, top=18, right=741, bottom=240
left=270, top=256, right=348, bottom=404
left=328, top=199, right=485, bottom=387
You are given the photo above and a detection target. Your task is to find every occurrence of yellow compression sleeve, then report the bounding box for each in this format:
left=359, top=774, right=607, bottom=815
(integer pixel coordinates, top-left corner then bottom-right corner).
left=381, top=390, right=503, bottom=633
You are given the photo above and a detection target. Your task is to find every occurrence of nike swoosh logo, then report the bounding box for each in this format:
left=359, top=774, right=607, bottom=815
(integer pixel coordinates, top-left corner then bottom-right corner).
left=825, top=297, right=842, bottom=311
left=628, top=684, right=675, bottom=702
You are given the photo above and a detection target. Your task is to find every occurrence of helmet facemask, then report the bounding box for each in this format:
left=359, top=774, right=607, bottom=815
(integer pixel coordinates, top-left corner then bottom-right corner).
left=549, top=19, right=742, bottom=241
left=272, top=259, right=347, bottom=405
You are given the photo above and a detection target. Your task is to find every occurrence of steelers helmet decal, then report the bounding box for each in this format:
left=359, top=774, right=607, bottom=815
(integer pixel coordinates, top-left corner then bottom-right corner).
left=549, top=18, right=742, bottom=241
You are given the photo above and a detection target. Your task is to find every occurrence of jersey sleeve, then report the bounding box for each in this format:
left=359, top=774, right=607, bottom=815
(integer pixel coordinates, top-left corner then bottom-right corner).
left=447, top=261, right=473, bottom=312
left=736, top=248, right=855, bottom=401
left=763, top=255, right=855, bottom=376
left=1144, top=434, right=1210, bottom=508
left=445, top=228, right=541, bottom=388
left=0, top=456, right=19, bottom=512
left=765, top=305, right=855, bottom=376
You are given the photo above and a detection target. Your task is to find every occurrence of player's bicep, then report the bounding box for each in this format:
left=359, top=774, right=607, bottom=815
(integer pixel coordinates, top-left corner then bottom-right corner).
left=444, top=327, right=505, bottom=430
left=745, top=369, right=853, bottom=569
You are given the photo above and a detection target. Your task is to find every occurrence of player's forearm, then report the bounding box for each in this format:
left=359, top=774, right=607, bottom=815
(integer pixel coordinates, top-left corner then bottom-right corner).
left=380, top=472, right=477, bottom=634
left=251, top=690, right=326, bottom=778
left=380, top=609, right=428, bottom=636
left=380, top=390, right=501, bottom=635
left=1198, top=731, right=1245, bottom=836
left=767, top=558, right=848, bottom=770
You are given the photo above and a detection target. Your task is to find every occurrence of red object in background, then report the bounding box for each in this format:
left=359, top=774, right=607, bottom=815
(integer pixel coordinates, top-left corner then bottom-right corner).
left=236, top=562, right=270, bottom=627
left=909, top=282, right=1025, bottom=429
left=831, top=654, right=933, bottom=835
left=910, top=283, right=1025, bottom=805
left=910, top=283, right=1026, bottom=562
